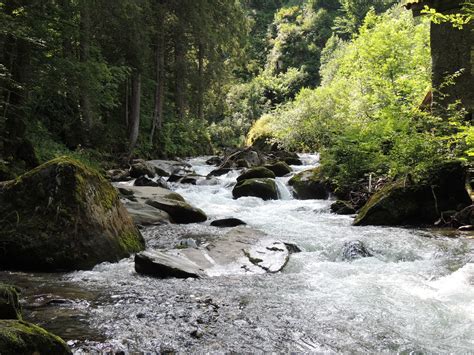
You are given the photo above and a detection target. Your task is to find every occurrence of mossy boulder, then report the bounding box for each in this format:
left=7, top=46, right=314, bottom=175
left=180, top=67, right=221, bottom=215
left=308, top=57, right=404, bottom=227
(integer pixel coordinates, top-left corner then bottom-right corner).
left=0, top=320, right=71, bottom=354
left=330, top=200, right=356, bottom=215
left=0, top=157, right=145, bottom=271
left=264, top=161, right=292, bottom=177
left=354, top=161, right=471, bottom=226
left=0, top=285, right=21, bottom=320
left=236, top=167, right=275, bottom=182
left=289, top=167, right=330, bottom=200
left=232, top=178, right=278, bottom=200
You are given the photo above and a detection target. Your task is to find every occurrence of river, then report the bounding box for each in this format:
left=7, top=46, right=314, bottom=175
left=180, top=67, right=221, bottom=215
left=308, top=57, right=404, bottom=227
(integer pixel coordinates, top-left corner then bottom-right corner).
left=1, top=154, right=473, bottom=353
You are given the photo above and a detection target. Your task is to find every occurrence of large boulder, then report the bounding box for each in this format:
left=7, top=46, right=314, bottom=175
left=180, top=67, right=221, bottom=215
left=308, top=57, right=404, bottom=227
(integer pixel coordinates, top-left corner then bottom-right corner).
left=0, top=285, right=21, bottom=320
left=264, top=161, right=292, bottom=177
left=0, top=157, right=145, bottom=271
left=289, top=167, right=330, bottom=200
left=354, top=161, right=472, bottom=226
left=236, top=167, right=275, bottom=182
left=232, top=178, right=278, bottom=200
left=0, top=320, right=71, bottom=354
left=118, top=186, right=207, bottom=224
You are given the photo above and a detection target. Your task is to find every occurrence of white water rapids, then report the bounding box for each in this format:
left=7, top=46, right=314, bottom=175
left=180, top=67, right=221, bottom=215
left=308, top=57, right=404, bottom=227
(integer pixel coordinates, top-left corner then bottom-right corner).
left=2, top=154, right=473, bottom=353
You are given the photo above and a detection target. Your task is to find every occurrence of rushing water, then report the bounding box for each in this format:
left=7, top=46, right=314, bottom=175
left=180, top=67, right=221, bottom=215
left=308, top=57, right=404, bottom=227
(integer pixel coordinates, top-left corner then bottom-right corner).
left=1, top=154, right=473, bottom=353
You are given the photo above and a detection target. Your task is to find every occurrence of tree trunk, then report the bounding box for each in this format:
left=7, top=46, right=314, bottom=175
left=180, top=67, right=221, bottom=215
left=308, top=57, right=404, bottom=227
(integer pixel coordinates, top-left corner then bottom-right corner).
left=128, top=72, right=141, bottom=160
left=197, top=42, right=204, bottom=121
left=150, top=11, right=166, bottom=145
left=174, top=29, right=186, bottom=120
left=79, top=0, right=93, bottom=145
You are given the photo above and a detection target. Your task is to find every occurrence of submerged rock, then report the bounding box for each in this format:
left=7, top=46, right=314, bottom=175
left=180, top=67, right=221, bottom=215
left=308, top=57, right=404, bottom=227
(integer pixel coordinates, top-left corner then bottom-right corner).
left=0, top=320, right=71, bottom=354
left=232, top=178, right=278, bottom=200
left=341, top=241, right=373, bottom=261
left=210, top=218, right=246, bottom=228
left=0, top=157, right=145, bottom=271
left=236, top=167, right=275, bottom=182
left=354, top=161, right=471, bottom=226
left=0, top=285, right=21, bottom=320
left=289, top=167, right=330, bottom=200
left=264, top=161, right=292, bottom=177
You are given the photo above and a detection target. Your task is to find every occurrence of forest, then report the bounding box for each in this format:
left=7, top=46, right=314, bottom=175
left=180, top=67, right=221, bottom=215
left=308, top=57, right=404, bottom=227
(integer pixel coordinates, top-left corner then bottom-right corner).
left=0, top=0, right=473, bottom=353
left=1, top=1, right=472, bottom=185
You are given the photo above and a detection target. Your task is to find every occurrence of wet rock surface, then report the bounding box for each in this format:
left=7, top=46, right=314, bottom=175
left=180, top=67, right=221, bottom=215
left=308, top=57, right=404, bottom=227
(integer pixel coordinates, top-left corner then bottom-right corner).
left=136, top=227, right=291, bottom=278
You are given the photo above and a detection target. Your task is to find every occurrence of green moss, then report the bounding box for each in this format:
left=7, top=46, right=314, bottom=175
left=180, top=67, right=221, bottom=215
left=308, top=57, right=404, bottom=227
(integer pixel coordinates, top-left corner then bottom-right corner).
left=119, top=230, right=145, bottom=253
left=236, top=167, right=276, bottom=182
left=0, top=320, right=71, bottom=354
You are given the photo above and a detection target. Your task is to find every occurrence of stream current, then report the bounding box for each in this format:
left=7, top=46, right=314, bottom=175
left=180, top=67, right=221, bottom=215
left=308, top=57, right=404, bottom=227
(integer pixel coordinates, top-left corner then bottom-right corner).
left=1, top=154, right=473, bottom=353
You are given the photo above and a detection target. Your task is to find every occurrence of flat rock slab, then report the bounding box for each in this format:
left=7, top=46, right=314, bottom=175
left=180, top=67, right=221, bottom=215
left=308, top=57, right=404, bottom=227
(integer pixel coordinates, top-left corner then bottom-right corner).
left=121, top=199, right=170, bottom=226
left=135, top=251, right=206, bottom=278
left=116, top=185, right=206, bottom=224
left=135, top=227, right=291, bottom=278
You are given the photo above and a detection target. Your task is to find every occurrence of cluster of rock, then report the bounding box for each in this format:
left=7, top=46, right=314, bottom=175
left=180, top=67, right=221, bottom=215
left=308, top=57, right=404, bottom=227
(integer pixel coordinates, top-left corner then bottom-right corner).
left=0, top=284, right=71, bottom=354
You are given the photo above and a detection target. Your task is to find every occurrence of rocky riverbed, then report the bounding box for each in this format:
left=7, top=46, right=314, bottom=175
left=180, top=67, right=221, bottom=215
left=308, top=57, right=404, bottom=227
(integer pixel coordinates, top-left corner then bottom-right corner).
left=0, top=154, right=473, bottom=353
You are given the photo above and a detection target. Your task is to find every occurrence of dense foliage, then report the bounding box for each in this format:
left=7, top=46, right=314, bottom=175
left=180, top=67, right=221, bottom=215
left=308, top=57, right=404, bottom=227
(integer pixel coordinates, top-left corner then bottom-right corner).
left=0, top=0, right=247, bottom=172
left=248, top=5, right=472, bottom=195
left=1, top=0, right=472, bottom=187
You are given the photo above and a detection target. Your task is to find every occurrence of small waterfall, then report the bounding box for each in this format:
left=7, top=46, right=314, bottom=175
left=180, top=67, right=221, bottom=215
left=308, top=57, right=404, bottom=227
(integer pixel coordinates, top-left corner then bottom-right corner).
left=275, top=179, right=293, bottom=200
